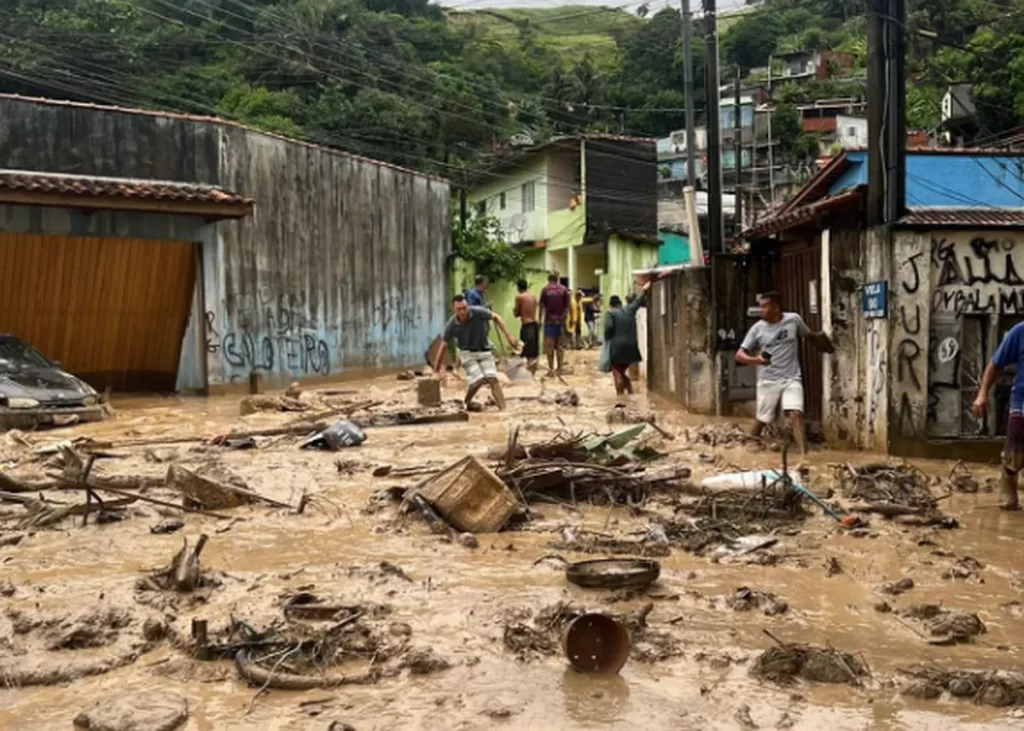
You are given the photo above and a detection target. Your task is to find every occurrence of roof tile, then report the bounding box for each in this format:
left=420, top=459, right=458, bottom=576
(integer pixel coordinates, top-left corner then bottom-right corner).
left=0, top=170, right=252, bottom=207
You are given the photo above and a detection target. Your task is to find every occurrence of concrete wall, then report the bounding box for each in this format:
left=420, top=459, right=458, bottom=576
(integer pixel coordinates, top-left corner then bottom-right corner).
left=0, top=96, right=451, bottom=391
left=603, top=235, right=659, bottom=302
left=647, top=268, right=715, bottom=413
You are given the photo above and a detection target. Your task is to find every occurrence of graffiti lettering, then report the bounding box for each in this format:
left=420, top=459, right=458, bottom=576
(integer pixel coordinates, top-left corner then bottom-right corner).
left=204, top=311, right=220, bottom=354
left=902, top=252, right=923, bottom=294
left=897, top=339, right=922, bottom=392
left=931, top=287, right=1024, bottom=315
left=221, top=332, right=330, bottom=375
left=899, top=304, right=921, bottom=335
left=866, top=324, right=886, bottom=430
left=933, top=236, right=1024, bottom=288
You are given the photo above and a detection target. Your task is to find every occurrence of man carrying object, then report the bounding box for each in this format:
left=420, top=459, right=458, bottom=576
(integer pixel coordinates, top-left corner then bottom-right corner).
left=434, top=293, right=518, bottom=411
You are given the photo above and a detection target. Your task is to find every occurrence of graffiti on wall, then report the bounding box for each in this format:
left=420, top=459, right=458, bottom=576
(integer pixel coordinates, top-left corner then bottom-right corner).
left=209, top=288, right=332, bottom=379
left=893, top=246, right=927, bottom=437
left=866, top=320, right=886, bottom=434
left=931, top=236, right=1024, bottom=315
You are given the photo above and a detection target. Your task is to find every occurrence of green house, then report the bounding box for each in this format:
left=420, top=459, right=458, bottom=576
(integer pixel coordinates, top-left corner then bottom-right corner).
left=464, top=135, right=660, bottom=323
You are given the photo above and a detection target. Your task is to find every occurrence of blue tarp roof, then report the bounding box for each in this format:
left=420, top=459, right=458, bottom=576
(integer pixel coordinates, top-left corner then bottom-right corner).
left=829, top=150, right=1024, bottom=208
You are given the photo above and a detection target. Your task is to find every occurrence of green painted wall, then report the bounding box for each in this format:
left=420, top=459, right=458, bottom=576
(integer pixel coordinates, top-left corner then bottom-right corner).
left=546, top=200, right=585, bottom=252
left=657, top=231, right=691, bottom=265
left=468, top=156, right=548, bottom=243
left=602, top=235, right=660, bottom=301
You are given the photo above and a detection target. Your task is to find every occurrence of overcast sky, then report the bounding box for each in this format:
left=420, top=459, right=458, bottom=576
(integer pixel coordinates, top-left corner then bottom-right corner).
left=440, top=0, right=750, bottom=13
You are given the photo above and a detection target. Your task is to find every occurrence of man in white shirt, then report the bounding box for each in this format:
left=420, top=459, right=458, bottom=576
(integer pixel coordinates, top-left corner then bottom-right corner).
left=735, top=291, right=833, bottom=455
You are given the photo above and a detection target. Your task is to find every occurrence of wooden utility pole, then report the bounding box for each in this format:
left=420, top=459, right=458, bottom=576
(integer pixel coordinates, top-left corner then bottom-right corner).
left=681, top=0, right=698, bottom=188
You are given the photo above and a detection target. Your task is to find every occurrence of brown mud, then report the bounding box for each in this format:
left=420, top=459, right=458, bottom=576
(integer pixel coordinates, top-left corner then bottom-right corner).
left=2, top=351, right=1024, bottom=729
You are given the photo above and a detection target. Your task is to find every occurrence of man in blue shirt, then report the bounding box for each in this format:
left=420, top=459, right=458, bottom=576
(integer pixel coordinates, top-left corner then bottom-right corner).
left=465, top=275, right=487, bottom=308
left=973, top=322, right=1024, bottom=510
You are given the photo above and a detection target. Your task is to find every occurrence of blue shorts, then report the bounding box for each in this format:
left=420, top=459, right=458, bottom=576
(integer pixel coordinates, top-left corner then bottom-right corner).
left=543, top=323, right=563, bottom=340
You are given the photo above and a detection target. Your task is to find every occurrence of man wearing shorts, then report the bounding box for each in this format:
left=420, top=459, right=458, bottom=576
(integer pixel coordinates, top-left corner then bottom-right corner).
left=513, top=279, right=540, bottom=373
left=538, top=271, right=570, bottom=375
left=973, top=322, right=1024, bottom=510
left=736, top=291, right=831, bottom=455
left=434, top=294, right=518, bottom=411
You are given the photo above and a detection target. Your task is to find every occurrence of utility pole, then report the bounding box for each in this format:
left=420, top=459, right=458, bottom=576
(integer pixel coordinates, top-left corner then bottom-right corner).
left=866, top=0, right=886, bottom=226
left=734, top=68, right=743, bottom=231
left=766, top=54, right=776, bottom=212
left=681, top=0, right=697, bottom=188
left=703, top=0, right=723, bottom=255
left=885, top=0, right=906, bottom=223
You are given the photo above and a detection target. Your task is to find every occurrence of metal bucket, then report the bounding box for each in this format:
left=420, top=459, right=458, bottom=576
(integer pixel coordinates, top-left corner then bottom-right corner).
left=562, top=613, right=630, bottom=674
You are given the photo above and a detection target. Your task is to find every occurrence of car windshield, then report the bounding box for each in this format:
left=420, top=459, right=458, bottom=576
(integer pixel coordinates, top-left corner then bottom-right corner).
left=0, top=337, right=53, bottom=370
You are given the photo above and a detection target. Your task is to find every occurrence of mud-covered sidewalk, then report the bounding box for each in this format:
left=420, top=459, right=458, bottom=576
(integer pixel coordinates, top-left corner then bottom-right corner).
left=1, top=351, right=1024, bottom=730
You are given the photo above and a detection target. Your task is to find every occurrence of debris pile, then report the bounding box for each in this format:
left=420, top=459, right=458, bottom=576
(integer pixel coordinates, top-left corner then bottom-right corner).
left=839, top=463, right=937, bottom=509
left=726, top=587, right=789, bottom=616
left=900, top=665, right=1024, bottom=706
left=897, top=604, right=986, bottom=645
left=751, top=641, right=868, bottom=686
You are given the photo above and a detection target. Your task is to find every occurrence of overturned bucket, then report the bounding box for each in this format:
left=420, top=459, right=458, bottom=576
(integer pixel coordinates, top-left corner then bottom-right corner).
left=562, top=613, right=630, bottom=674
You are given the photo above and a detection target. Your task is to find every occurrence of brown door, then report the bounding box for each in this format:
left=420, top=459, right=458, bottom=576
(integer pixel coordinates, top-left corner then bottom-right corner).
left=0, top=233, right=197, bottom=392
left=773, top=239, right=823, bottom=424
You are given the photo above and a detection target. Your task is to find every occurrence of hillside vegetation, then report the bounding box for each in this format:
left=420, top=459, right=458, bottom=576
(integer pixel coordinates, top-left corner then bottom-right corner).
left=0, top=0, right=1020, bottom=179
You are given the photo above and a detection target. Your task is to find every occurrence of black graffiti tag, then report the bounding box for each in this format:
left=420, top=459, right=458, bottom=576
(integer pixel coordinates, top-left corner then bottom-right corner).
left=902, top=252, right=923, bottom=294
left=897, top=339, right=922, bottom=392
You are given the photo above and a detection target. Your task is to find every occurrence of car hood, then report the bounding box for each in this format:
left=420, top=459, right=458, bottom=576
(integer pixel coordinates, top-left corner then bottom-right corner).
left=0, top=368, right=96, bottom=402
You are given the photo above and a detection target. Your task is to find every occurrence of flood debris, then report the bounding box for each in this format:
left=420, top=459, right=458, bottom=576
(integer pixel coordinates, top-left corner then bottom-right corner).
left=167, top=463, right=289, bottom=511
left=880, top=578, right=915, bottom=596
left=838, top=463, right=939, bottom=510
left=73, top=691, right=189, bottom=731
left=501, top=601, right=680, bottom=665
left=138, top=535, right=220, bottom=602
left=751, top=635, right=868, bottom=686
left=416, top=456, right=518, bottom=534
left=897, top=604, right=986, bottom=645
left=726, top=587, right=789, bottom=616
left=942, top=556, right=985, bottom=583
left=900, top=665, right=1024, bottom=707
left=549, top=528, right=671, bottom=558
left=401, top=648, right=452, bottom=675
left=240, top=394, right=308, bottom=415
left=301, top=420, right=368, bottom=451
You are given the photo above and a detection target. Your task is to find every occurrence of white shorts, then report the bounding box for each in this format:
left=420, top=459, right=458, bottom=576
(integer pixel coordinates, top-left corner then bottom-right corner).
left=756, top=379, right=804, bottom=424
left=461, top=350, right=497, bottom=386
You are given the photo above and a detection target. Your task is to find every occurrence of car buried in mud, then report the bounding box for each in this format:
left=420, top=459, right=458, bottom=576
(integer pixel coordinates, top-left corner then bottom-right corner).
left=0, top=334, right=105, bottom=429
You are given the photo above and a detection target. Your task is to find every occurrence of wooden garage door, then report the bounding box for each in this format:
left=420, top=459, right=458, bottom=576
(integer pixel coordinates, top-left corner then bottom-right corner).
left=0, top=233, right=197, bottom=392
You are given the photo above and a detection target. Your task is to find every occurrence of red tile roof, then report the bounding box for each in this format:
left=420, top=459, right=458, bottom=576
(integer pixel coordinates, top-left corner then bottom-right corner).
left=742, top=188, right=863, bottom=239
left=0, top=170, right=252, bottom=207
left=899, top=207, right=1024, bottom=228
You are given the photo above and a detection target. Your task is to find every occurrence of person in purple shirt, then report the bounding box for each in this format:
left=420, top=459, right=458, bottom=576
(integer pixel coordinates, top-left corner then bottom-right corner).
left=973, top=322, right=1024, bottom=510
left=538, top=271, right=570, bottom=376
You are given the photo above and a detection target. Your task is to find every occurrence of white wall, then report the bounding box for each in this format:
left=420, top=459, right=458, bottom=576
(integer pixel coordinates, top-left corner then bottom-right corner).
left=836, top=115, right=869, bottom=150
left=469, top=155, right=548, bottom=244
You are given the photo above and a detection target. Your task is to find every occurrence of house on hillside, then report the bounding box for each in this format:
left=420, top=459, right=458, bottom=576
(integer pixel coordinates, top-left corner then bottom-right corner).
left=773, top=50, right=856, bottom=84
left=646, top=148, right=1024, bottom=461
left=466, top=134, right=659, bottom=316
left=0, top=95, right=450, bottom=393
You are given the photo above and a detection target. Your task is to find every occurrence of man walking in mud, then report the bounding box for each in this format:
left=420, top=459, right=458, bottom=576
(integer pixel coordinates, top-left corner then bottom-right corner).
left=433, top=293, right=518, bottom=411
left=735, top=291, right=833, bottom=456
left=973, top=323, right=1024, bottom=510
left=538, top=271, right=570, bottom=375
left=513, top=279, right=540, bottom=373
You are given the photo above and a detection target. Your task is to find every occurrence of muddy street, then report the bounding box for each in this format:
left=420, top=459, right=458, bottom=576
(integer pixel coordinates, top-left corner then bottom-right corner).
left=2, top=351, right=1024, bottom=730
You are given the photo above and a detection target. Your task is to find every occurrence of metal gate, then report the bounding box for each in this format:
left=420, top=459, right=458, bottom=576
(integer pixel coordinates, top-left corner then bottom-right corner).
left=772, top=240, right=823, bottom=424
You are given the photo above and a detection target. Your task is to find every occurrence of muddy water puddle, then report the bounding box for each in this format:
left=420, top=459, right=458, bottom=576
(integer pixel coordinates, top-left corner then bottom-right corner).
left=2, top=352, right=1024, bottom=729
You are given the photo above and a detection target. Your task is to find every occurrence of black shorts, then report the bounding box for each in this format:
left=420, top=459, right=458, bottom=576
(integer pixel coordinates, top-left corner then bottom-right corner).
left=520, top=322, right=540, bottom=360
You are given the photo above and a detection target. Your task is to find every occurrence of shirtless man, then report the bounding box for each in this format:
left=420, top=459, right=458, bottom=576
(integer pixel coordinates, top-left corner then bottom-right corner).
left=513, top=279, right=540, bottom=373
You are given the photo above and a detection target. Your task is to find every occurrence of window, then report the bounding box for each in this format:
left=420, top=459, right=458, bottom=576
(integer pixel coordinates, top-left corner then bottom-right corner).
left=847, top=126, right=857, bottom=138
left=521, top=181, right=535, bottom=213
left=475, top=200, right=486, bottom=216
left=499, top=191, right=506, bottom=210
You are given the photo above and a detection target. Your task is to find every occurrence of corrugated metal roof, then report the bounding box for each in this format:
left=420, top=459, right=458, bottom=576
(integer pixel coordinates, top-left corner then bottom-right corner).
left=0, top=169, right=252, bottom=206
left=899, top=207, right=1024, bottom=228
left=742, top=188, right=863, bottom=239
